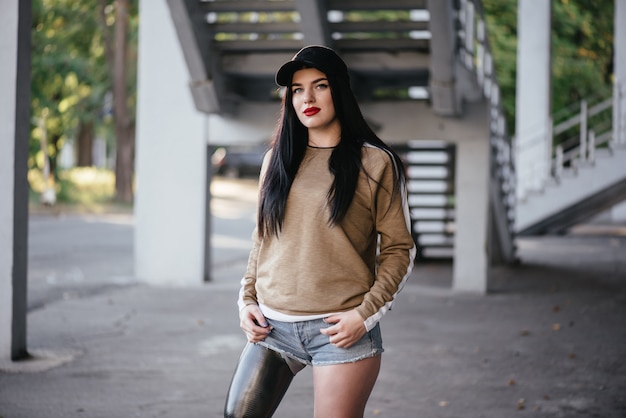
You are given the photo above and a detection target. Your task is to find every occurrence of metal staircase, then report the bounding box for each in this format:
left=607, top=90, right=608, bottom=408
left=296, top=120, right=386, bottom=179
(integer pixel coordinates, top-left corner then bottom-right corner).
left=167, top=0, right=518, bottom=263
left=399, top=0, right=516, bottom=262
left=516, top=89, right=626, bottom=235
left=167, top=0, right=433, bottom=113
left=454, top=0, right=517, bottom=263
left=395, top=141, right=456, bottom=259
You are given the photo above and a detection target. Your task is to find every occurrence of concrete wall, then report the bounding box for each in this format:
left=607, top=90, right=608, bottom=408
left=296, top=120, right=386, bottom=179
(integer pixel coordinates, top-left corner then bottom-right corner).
left=204, top=99, right=491, bottom=146
left=446, top=103, right=492, bottom=293
left=360, top=101, right=486, bottom=144
left=134, top=0, right=208, bottom=285
left=205, top=99, right=493, bottom=147
left=207, top=103, right=277, bottom=146
left=0, top=0, right=30, bottom=360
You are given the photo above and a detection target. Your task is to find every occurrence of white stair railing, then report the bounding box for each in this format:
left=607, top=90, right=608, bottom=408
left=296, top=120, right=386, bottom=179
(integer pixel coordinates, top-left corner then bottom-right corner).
left=551, top=95, right=614, bottom=183
left=457, top=0, right=517, bottom=262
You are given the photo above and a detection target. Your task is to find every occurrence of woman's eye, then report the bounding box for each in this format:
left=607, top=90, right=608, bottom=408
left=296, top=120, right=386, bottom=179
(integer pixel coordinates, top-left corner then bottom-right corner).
left=293, top=87, right=303, bottom=94
left=316, top=83, right=328, bottom=90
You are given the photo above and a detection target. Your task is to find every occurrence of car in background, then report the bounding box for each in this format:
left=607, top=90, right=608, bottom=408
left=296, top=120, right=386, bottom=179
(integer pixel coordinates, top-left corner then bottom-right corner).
left=211, top=143, right=268, bottom=178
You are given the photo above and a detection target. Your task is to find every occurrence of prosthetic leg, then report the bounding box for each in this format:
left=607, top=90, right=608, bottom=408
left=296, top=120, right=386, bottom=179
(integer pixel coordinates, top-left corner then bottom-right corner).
left=224, top=343, right=304, bottom=418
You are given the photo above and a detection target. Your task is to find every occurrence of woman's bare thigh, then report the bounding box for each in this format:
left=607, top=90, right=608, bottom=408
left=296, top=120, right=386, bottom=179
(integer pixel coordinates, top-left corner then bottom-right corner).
left=312, top=355, right=381, bottom=418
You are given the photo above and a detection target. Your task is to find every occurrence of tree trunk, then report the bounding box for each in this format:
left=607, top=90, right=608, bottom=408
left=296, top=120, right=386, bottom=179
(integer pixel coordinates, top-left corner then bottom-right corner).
left=50, top=133, right=61, bottom=181
left=76, top=120, right=94, bottom=166
left=112, top=0, right=134, bottom=202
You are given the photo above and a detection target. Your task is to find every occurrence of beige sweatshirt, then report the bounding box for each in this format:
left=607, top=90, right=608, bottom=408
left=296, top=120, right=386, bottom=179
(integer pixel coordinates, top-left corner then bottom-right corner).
left=239, top=144, right=416, bottom=331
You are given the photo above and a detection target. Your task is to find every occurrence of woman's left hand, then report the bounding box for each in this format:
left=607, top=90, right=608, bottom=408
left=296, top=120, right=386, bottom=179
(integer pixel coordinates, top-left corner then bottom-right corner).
left=320, top=310, right=366, bottom=349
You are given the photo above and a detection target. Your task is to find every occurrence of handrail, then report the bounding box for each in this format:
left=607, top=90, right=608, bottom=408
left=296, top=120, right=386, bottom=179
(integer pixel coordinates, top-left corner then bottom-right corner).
left=457, top=0, right=517, bottom=263
left=514, top=88, right=616, bottom=187
left=553, top=97, right=612, bottom=135
left=550, top=94, right=614, bottom=181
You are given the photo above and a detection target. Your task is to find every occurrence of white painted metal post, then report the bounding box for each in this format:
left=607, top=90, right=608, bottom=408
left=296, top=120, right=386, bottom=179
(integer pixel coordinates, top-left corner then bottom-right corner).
left=0, top=0, right=29, bottom=361
left=554, top=145, right=564, bottom=181
left=514, top=0, right=552, bottom=199
left=588, top=130, right=596, bottom=165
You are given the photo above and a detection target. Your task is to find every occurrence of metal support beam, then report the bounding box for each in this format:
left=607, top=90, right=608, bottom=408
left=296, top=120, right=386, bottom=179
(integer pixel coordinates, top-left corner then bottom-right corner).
left=330, top=0, right=427, bottom=10
left=295, top=0, right=332, bottom=46
left=167, top=0, right=226, bottom=113
left=201, top=0, right=297, bottom=13
left=0, top=0, right=30, bottom=361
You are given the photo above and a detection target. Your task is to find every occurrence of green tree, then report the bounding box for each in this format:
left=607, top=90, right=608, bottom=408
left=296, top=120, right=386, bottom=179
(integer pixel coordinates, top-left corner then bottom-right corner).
left=551, top=0, right=613, bottom=113
left=31, top=0, right=137, bottom=203
left=31, top=0, right=108, bottom=175
left=99, top=0, right=138, bottom=203
left=482, top=0, right=518, bottom=130
left=482, top=0, right=614, bottom=132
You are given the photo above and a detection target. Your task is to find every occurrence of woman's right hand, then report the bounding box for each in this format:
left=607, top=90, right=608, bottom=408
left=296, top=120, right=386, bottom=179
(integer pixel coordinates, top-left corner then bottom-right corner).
left=239, top=304, right=272, bottom=343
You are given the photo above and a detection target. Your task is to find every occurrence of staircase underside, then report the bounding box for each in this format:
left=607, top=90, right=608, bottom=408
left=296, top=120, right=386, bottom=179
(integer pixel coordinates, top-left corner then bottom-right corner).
left=518, top=178, right=626, bottom=235
left=516, top=147, right=626, bottom=235
left=168, top=0, right=518, bottom=265
left=166, top=0, right=456, bottom=114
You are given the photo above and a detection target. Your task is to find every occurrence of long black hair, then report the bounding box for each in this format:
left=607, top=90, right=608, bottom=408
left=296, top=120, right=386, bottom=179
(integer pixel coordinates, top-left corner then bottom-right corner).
left=257, top=68, right=407, bottom=238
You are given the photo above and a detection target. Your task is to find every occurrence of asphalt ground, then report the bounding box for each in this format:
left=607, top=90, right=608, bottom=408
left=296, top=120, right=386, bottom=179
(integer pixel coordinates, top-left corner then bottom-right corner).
left=1, top=178, right=625, bottom=418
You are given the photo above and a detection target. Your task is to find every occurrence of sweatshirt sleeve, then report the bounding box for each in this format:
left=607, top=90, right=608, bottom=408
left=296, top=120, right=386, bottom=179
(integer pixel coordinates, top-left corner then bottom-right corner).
left=237, top=227, right=261, bottom=311
left=355, top=149, right=417, bottom=330
left=237, top=150, right=272, bottom=311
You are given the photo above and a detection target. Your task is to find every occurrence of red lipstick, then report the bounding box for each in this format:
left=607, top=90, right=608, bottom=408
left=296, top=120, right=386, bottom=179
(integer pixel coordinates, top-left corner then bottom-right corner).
left=304, top=107, right=320, bottom=116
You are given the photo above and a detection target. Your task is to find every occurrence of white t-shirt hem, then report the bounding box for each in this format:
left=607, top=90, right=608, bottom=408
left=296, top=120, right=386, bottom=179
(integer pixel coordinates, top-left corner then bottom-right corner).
left=259, top=303, right=339, bottom=322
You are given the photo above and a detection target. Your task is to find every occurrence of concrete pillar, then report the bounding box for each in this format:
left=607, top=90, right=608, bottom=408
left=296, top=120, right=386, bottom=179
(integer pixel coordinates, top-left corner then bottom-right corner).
left=614, top=0, right=626, bottom=145
left=0, top=0, right=30, bottom=361
left=134, top=0, right=208, bottom=285
left=452, top=105, right=491, bottom=293
left=515, top=0, right=552, bottom=200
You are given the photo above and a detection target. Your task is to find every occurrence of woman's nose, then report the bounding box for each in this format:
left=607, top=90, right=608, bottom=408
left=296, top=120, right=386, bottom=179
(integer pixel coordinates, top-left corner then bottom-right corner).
left=304, top=90, right=315, bottom=103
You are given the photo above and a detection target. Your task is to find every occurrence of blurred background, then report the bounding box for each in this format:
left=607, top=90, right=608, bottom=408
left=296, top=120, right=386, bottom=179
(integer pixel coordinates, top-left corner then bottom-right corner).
left=25, top=0, right=616, bottom=210
left=2, top=1, right=625, bottom=416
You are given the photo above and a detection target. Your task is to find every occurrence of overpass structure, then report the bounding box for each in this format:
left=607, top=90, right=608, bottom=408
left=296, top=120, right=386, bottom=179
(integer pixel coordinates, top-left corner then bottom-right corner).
left=134, top=0, right=517, bottom=294
left=1, top=0, right=625, bottom=361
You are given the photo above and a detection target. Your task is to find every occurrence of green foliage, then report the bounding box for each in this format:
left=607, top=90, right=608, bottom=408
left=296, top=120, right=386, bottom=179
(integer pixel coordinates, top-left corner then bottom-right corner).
left=551, top=0, right=613, bottom=114
left=31, top=0, right=110, bottom=172
left=482, top=0, right=614, bottom=133
left=58, top=168, right=116, bottom=204
left=29, top=167, right=116, bottom=205
left=30, top=0, right=138, bottom=180
left=482, top=0, right=518, bottom=130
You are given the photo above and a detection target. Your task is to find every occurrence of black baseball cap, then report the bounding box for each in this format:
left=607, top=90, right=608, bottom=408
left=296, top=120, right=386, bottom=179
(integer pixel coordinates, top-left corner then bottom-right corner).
left=275, top=45, right=349, bottom=86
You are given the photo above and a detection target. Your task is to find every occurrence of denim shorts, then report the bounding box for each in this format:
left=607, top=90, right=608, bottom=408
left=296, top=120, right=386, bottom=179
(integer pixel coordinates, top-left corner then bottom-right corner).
left=257, top=317, right=384, bottom=368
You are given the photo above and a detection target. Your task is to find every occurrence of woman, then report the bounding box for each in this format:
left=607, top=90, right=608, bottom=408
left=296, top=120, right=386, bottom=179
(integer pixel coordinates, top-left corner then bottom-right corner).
left=224, top=45, right=416, bottom=418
